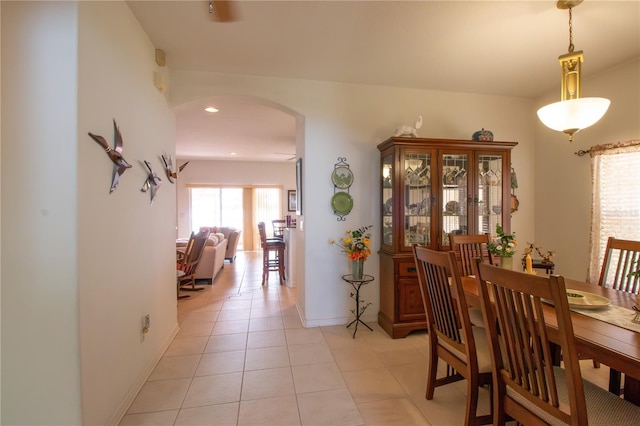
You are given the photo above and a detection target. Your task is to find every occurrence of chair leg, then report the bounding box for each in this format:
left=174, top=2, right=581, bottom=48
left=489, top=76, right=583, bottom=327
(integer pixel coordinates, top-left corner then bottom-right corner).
left=425, top=340, right=438, bottom=400
left=261, top=249, right=269, bottom=285
left=465, top=378, right=479, bottom=426
left=593, top=359, right=600, bottom=368
left=180, top=276, right=205, bottom=292
left=278, top=247, right=286, bottom=285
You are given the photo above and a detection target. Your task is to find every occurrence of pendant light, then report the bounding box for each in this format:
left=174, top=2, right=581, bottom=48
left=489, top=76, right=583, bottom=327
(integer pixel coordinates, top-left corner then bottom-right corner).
left=537, top=0, right=610, bottom=142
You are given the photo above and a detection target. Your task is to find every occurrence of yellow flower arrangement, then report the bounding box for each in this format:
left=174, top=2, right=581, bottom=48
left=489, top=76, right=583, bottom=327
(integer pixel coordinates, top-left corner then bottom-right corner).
left=329, top=225, right=373, bottom=261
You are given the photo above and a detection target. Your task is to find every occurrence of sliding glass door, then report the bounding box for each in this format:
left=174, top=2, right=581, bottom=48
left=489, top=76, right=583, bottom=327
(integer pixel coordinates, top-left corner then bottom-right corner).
left=190, top=186, right=282, bottom=251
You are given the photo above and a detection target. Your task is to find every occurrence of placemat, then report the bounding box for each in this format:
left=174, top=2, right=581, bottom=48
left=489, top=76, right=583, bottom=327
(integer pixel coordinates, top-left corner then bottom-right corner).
left=571, top=304, right=640, bottom=333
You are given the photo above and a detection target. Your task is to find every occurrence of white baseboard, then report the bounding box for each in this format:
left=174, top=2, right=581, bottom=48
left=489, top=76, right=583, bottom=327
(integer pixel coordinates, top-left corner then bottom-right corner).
left=107, top=323, right=180, bottom=425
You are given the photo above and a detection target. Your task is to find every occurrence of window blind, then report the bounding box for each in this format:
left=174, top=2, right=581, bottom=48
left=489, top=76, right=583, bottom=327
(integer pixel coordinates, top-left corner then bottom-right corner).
left=588, top=149, right=640, bottom=283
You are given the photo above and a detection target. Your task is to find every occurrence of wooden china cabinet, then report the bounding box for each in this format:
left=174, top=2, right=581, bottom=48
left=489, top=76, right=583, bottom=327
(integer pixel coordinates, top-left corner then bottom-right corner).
left=377, top=136, right=517, bottom=338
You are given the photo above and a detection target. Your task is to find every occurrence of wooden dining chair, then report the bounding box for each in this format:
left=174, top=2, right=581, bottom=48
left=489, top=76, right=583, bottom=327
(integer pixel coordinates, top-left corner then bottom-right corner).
left=258, top=222, right=286, bottom=285
left=177, top=229, right=211, bottom=291
left=412, top=245, right=492, bottom=426
left=449, top=233, right=493, bottom=276
left=597, top=236, right=640, bottom=293
left=471, top=259, right=640, bottom=425
left=449, top=233, right=493, bottom=327
left=597, top=236, right=640, bottom=393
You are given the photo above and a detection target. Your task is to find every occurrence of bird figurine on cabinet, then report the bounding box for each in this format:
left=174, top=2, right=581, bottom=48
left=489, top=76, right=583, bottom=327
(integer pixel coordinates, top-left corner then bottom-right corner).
left=88, top=120, right=132, bottom=193
left=161, top=154, right=190, bottom=184
left=141, top=160, right=162, bottom=204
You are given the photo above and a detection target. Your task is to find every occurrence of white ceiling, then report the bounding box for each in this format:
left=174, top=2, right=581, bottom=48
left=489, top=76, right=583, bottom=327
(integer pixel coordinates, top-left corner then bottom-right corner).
left=127, top=0, right=640, bottom=162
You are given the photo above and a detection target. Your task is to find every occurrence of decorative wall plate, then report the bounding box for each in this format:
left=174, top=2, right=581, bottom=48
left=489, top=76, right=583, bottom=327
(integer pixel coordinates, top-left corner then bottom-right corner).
left=331, top=166, right=354, bottom=189
left=444, top=200, right=460, bottom=215
left=331, top=191, right=354, bottom=215
left=510, top=194, right=520, bottom=213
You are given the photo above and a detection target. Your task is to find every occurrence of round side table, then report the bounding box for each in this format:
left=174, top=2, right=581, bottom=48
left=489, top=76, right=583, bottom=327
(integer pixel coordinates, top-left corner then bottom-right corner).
left=341, top=274, right=374, bottom=338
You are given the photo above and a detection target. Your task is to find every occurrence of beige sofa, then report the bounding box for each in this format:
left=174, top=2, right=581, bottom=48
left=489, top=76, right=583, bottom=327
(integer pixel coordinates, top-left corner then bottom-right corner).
left=217, top=227, right=241, bottom=263
left=177, top=232, right=228, bottom=282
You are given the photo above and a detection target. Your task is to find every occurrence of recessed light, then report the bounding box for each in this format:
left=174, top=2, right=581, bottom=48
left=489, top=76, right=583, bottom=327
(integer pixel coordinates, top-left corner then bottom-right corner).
left=204, top=107, right=219, bottom=113
left=230, top=152, right=237, bottom=156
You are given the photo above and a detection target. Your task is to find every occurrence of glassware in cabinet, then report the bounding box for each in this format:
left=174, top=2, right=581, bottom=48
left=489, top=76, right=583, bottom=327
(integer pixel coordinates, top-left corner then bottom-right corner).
left=381, top=154, right=394, bottom=247
left=403, top=152, right=432, bottom=248
left=440, top=153, right=469, bottom=248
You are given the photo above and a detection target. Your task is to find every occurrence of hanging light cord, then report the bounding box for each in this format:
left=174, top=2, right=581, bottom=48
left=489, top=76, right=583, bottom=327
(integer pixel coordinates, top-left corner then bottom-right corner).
left=567, top=7, right=575, bottom=53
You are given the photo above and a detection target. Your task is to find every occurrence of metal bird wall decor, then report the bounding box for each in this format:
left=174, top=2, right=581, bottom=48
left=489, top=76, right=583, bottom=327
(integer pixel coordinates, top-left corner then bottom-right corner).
left=88, top=120, right=132, bottom=193
left=141, top=160, right=162, bottom=205
left=161, top=154, right=190, bottom=183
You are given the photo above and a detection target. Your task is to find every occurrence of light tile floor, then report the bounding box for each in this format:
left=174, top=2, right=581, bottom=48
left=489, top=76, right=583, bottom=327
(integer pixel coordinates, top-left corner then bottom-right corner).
left=120, top=251, right=613, bottom=425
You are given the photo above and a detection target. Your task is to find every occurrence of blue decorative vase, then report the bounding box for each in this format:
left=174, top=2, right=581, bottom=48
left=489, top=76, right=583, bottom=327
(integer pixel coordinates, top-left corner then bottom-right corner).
left=472, top=128, right=494, bottom=141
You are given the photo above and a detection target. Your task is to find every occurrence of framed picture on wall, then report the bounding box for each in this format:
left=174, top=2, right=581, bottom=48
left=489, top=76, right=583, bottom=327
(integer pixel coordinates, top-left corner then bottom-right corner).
left=296, top=158, right=303, bottom=215
left=288, top=190, right=297, bottom=212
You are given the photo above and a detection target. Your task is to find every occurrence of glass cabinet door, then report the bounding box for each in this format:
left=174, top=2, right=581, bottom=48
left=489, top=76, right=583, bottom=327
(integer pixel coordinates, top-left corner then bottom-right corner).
left=381, top=154, right=394, bottom=247
left=441, top=153, right=469, bottom=247
left=403, top=152, right=432, bottom=249
left=476, top=154, right=504, bottom=235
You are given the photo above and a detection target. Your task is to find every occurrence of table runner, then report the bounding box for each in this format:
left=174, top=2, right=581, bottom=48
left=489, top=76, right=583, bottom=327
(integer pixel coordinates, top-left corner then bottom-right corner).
left=571, top=304, right=640, bottom=334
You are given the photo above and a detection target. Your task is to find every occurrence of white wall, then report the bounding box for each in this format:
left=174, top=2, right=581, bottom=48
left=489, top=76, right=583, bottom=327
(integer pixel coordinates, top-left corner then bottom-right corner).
left=2, top=2, right=177, bottom=424
left=175, top=159, right=296, bottom=240
left=170, top=70, right=537, bottom=328
left=534, top=58, right=640, bottom=281
left=1, top=3, right=82, bottom=424
left=76, top=2, right=177, bottom=424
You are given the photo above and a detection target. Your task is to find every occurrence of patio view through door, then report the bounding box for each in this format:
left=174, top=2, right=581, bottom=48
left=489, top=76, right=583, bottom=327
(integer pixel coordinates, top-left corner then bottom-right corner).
left=190, top=186, right=282, bottom=251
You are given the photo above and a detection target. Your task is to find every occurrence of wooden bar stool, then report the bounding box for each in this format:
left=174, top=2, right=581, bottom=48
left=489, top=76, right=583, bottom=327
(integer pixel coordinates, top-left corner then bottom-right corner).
left=272, top=219, right=286, bottom=239
left=258, top=222, right=286, bottom=285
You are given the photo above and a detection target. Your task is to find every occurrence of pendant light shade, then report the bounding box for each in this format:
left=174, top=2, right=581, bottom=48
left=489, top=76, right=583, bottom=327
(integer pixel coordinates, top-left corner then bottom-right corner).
left=537, top=1, right=610, bottom=142
left=537, top=97, right=610, bottom=140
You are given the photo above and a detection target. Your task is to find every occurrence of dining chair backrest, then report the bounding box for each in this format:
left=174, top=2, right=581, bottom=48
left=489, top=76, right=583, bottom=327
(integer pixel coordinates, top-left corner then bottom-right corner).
left=414, top=246, right=475, bottom=358
left=471, top=259, right=587, bottom=425
left=272, top=219, right=286, bottom=239
left=412, top=245, right=492, bottom=426
left=597, top=237, right=640, bottom=294
left=449, top=233, right=493, bottom=276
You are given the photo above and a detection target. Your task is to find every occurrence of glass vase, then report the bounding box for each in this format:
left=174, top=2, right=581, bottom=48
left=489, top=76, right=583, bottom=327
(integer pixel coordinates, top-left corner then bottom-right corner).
left=352, top=258, right=364, bottom=280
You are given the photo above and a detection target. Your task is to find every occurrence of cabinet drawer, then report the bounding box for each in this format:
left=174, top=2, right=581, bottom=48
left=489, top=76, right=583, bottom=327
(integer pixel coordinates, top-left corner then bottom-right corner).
left=398, top=261, right=418, bottom=277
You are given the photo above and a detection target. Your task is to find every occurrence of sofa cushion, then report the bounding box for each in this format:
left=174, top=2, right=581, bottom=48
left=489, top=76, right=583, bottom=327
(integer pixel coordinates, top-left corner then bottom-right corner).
left=206, top=235, right=218, bottom=246
left=217, top=227, right=236, bottom=239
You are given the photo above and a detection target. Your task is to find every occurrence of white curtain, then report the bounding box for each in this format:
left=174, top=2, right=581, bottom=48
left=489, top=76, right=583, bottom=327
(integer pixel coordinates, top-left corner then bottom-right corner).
left=588, top=140, right=640, bottom=283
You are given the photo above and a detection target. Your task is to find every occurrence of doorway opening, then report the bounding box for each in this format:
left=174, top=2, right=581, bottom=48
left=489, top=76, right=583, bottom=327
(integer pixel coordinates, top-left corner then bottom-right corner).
left=190, top=186, right=282, bottom=250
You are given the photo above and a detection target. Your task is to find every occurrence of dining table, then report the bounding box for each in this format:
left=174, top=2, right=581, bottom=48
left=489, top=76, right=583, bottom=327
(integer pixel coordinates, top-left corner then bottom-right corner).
left=461, top=275, right=640, bottom=406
